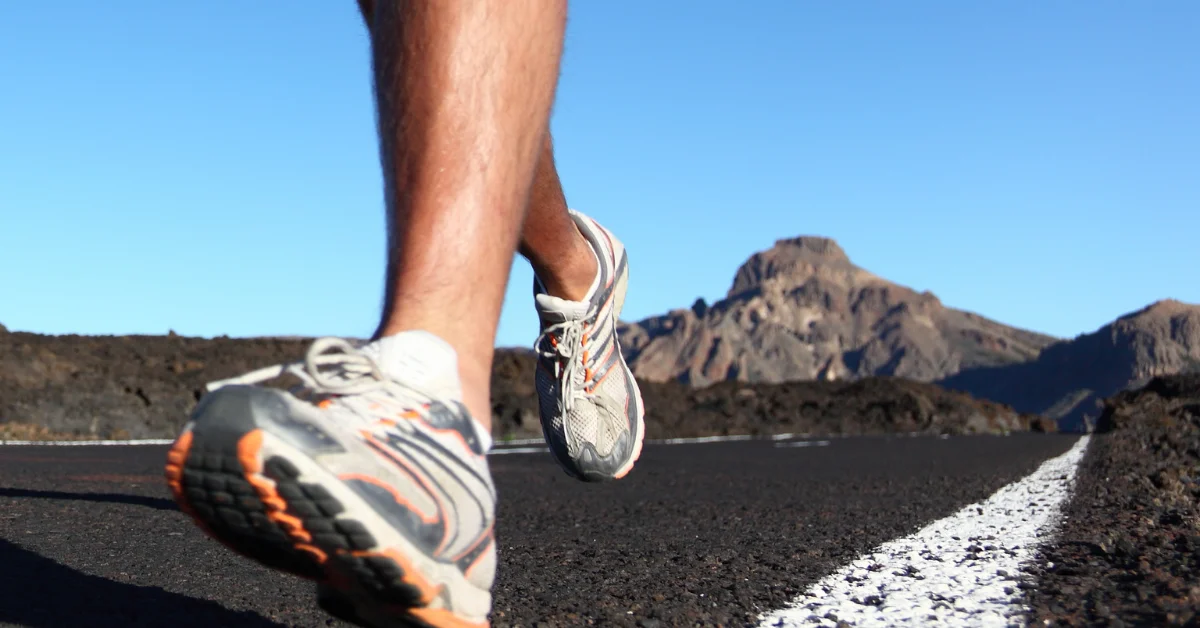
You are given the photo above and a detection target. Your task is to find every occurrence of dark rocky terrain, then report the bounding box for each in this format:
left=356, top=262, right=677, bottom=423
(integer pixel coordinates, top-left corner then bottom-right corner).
left=617, top=236, right=1058, bottom=387
left=0, top=327, right=1049, bottom=441
left=1025, top=373, right=1200, bottom=626
left=941, top=299, right=1200, bottom=431
left=495, top=348, right=1056, bottom=439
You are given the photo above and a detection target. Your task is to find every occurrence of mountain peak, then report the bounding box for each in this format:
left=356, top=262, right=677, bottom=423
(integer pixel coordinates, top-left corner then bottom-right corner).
left=1123, top=299, right=1193, bottom=319
left=1142, top=300, right=1190, bottom=314
left=774, top=236, right=849, bottom=261
left=620, top=229, right=1057, bottom=388
left=728, top=236, right=860, bottom=296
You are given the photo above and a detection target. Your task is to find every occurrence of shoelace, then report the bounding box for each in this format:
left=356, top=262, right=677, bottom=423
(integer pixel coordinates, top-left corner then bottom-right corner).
left=203, top=337, right=429, bottom=421
left=536, top=319, right=589, bottom=413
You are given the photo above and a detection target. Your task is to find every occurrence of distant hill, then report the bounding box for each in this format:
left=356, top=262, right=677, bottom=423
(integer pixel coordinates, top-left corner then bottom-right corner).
left=618, top=236, right=1058, bottom=387
left=938, top=299, right=1200, bottom=431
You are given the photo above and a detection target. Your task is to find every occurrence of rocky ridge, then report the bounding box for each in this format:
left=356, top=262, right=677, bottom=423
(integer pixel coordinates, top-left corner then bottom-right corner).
left=618, top=236, right=1058, bottom=386
left=940, top=299, right=1200, bottom=431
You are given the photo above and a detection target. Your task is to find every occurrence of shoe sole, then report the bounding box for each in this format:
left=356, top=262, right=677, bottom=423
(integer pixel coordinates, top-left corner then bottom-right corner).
left=164, top=397, right=489, bottom=628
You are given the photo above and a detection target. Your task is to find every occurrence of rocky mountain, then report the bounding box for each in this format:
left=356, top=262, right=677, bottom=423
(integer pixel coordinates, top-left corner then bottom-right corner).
left=618, top=236, right=1058, bottom=387
left=938, top=299, right=1200, bottom=431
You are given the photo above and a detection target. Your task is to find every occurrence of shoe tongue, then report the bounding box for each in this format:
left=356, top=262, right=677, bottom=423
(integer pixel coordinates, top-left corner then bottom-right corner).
left=360, top=330, right=463, bottom=401
left=534, top=293, right=590, bottom=324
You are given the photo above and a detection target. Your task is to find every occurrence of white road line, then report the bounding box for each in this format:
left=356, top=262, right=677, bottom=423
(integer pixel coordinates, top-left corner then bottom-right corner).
left=0, top=433, right=810, bottom=448
left=0, top=438, right=555, bottom=456
left=497, top=433, right=815, bottom=447
left=495, top=438, right=547, bottom=447
left=758, top=435, right=1091, bottom=627
left=651, top=434, right=756, bottom=445
left=0, top=439, right=175, bottom=446
left=774, top=440, right=831, bottom=448
left=0, top=432, right=825, bottom=451
left=489, top=446, right=549, bottom=455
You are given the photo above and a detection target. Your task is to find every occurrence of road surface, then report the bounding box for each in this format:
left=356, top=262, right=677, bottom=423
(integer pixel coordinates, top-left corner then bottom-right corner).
left=0, top=433, right=1079, bottom=627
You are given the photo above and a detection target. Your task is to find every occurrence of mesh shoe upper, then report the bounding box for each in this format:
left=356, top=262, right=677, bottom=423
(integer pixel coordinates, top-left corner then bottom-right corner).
left=533, top=210, right=645, bottom=482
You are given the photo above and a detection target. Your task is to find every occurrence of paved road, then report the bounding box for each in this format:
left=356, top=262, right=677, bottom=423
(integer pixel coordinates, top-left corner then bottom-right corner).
left=0, top=434, right=1078, bottom=627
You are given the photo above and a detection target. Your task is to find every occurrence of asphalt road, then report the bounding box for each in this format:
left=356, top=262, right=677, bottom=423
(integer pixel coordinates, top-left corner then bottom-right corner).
left=0, top=434, right=1079, bottom=627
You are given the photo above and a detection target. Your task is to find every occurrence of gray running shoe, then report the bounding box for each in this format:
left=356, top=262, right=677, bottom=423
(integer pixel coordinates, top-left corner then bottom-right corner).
left=533, top=209, right=646, bottom=482
left=165, top=332, right=496, bottom=628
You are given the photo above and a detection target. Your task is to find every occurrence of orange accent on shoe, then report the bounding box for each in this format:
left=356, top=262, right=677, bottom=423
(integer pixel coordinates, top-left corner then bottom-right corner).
left=163, top=431, right=205, bottom=527
left=168, top=425, right=491, bottom=624
left=581, top=329, right=592, bottom=384
left=360, top=434, right=454, bottom=551
left=350, top=547, right=445, bottom=605
left=163, top=430, right=192, bottom=496
left=373, top=411, right=483, bottom=461
left=584, top=344, right=616, bottom=391
left=462, top=557, right=491, bottom=584
left=237, top=429, right=315, bottom=545
left=296, top=543, right=328, bottom=563
left=337, top=472, right=442, bottom=526
left=318, top=399, right=333, bottom=409
left=421, top=425, right=486, bottom=461
left=612, top=395, right=644, bottom=480
left=597, top=287, right=617, bottom=319
left=409, top=607, right=490, bottom=628
left=585, top=361, right=618, bottom=394
left=591, top=216, right=618, bottom=287
left=457, top=534, right=495, bottom=582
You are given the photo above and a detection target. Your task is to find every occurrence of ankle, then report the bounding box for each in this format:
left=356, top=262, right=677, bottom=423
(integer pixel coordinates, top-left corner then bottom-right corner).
left=365, top=328, right=495, bottom=435
left=532, top=234, right=598, bottom=302
left=456, top=363, right=494, bottom=434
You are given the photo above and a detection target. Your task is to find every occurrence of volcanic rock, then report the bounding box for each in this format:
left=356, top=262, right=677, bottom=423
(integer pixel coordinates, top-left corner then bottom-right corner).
left=0, top=330, right=1039, bottom=440
left=1025, top=373, right=1200, bottom=625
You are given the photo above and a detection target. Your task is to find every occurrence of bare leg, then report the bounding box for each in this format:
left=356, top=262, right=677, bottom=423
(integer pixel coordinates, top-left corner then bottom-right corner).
left=518, top=133, right=599, bottom=301
left=359, top=0, right=568, bottom=426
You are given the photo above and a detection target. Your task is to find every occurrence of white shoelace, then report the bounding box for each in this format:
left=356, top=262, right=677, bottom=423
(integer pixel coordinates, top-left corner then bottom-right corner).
left=203, top=337, right=431, bottom=421
left=536, top=319, right=589, bottom=413
left=204, top=337, right=380, bottom=391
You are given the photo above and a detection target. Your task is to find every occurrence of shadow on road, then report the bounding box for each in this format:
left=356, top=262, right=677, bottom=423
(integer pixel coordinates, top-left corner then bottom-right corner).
left=0, top=488, right=178, bottom=512
left=0, top=538, right=289, bottom=627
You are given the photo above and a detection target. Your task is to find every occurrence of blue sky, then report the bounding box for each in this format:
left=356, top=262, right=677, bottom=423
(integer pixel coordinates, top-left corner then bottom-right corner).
left=1, top=2, right=1196, bottom=348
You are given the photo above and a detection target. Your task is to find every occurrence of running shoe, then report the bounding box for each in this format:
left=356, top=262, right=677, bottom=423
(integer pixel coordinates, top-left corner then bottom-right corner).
left=533, top=209, right=646, bottom=482
left=164, top=331, right=496, bottom=628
